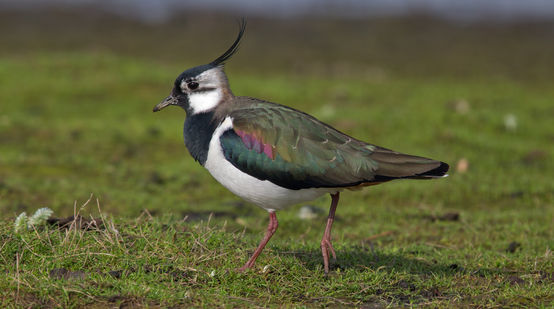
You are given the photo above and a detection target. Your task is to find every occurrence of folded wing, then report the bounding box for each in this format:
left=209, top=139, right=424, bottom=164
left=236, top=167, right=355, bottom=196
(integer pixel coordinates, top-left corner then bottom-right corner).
left=220, top=98, right=448, bottom=190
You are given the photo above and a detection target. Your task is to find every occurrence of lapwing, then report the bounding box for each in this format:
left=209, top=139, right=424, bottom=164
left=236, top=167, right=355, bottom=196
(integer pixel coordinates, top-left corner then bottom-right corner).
left=153, top=20, right=449, bottom=273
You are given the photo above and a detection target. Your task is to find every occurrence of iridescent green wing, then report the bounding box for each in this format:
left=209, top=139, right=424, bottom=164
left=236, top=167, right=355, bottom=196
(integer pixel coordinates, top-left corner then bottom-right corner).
left=221, top=98, right=447, bottom=190
left=219, top=98, right=382, bottom=190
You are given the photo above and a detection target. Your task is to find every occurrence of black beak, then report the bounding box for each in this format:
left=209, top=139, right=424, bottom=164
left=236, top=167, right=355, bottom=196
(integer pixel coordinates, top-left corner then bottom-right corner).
left=153, top=95, right=178, bottom=112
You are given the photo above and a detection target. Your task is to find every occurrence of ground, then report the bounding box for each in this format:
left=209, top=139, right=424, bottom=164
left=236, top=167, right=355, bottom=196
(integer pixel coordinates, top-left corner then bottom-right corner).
left=0, top=11, right=553, bottom=307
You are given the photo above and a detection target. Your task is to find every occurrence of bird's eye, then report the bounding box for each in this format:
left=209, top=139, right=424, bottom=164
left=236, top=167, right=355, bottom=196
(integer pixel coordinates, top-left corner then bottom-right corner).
left=187, top=81, right=199, bottom=90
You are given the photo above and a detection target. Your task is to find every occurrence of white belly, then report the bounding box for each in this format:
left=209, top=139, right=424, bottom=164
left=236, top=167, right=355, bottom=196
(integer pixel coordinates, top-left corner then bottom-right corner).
left=204, top=117, right=336, bottom=211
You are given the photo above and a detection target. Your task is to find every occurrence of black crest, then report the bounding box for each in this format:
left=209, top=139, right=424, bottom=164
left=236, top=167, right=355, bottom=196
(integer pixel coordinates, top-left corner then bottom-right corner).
left=210, top=18, right=247, bottom=66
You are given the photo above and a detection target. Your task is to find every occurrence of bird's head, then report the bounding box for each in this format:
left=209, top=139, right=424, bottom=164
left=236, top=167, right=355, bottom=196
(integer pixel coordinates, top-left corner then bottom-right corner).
left=153, top=20, right=246, bottom=115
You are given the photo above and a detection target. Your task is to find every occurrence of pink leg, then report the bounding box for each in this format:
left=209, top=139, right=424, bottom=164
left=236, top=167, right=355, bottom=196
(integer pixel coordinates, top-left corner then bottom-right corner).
left=321, top=192, right=340, bottom=273
left=237, top=212, right=278, bottom=272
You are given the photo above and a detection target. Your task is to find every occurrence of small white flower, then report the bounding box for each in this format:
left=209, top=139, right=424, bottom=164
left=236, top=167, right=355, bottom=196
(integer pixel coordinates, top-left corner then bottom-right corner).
left=28, top=207, right=54, bottom=228
left=14, top=207, right=54, bottom=233
left=209, top=270, right=216, bottom=277
left=14, top=212, right=28, bottom=233
left=262, top=265, right=270, bottom=273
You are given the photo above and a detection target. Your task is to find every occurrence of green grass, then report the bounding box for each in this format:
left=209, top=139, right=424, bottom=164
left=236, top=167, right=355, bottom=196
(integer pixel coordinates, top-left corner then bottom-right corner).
left=1, top=14, right=553, bottom=307
left=1, top=201, right=552, bottom=307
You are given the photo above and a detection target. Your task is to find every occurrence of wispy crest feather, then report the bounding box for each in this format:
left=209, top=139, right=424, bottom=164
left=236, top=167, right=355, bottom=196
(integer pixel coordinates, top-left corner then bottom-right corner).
left=210, top=18, right=247, bottom=66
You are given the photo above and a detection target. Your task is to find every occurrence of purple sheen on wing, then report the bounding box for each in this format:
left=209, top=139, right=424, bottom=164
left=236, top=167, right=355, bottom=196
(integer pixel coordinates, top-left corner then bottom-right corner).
left=236, top=130, right=252, bottom=149
left=253, top=139, right=262, bottom=153
left=244, top=135, right=254, bottom=149
left=234, top=129, right=275, bottom=160
left=263, top=143, right=274, bottom=160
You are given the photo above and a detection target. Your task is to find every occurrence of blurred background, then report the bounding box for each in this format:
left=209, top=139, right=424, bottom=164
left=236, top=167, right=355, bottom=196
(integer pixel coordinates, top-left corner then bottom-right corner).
left=0, top=0, right=552, bottom=220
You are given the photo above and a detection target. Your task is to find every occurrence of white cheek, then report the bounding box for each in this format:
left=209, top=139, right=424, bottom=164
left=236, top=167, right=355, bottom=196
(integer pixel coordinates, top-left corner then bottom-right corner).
left=189, top=90, right=222, bottom=114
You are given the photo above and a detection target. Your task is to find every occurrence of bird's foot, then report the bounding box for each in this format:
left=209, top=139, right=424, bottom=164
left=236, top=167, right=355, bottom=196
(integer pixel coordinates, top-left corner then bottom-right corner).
left=235, top=212, right=278, bottom=273
left=321, top=238, right=337, bottom=261
left=236, top=262, right=253, bottom=273
left=236, top=266, right=247, bottom=273
left=321, top=238, right=337, bottom=273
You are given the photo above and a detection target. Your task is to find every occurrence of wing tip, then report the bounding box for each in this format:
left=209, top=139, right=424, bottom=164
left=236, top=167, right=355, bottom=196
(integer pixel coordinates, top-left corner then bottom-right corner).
left=418, top=161, right=450, bottom=178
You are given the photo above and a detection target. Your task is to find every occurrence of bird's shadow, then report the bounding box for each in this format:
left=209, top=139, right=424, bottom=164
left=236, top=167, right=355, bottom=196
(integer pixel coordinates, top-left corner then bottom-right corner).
left=278, top=245, right=503, bottom=278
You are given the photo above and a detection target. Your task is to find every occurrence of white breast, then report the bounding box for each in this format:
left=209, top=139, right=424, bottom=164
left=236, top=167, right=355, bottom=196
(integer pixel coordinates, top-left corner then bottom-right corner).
left=204, top=117, right=336, bottom=212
